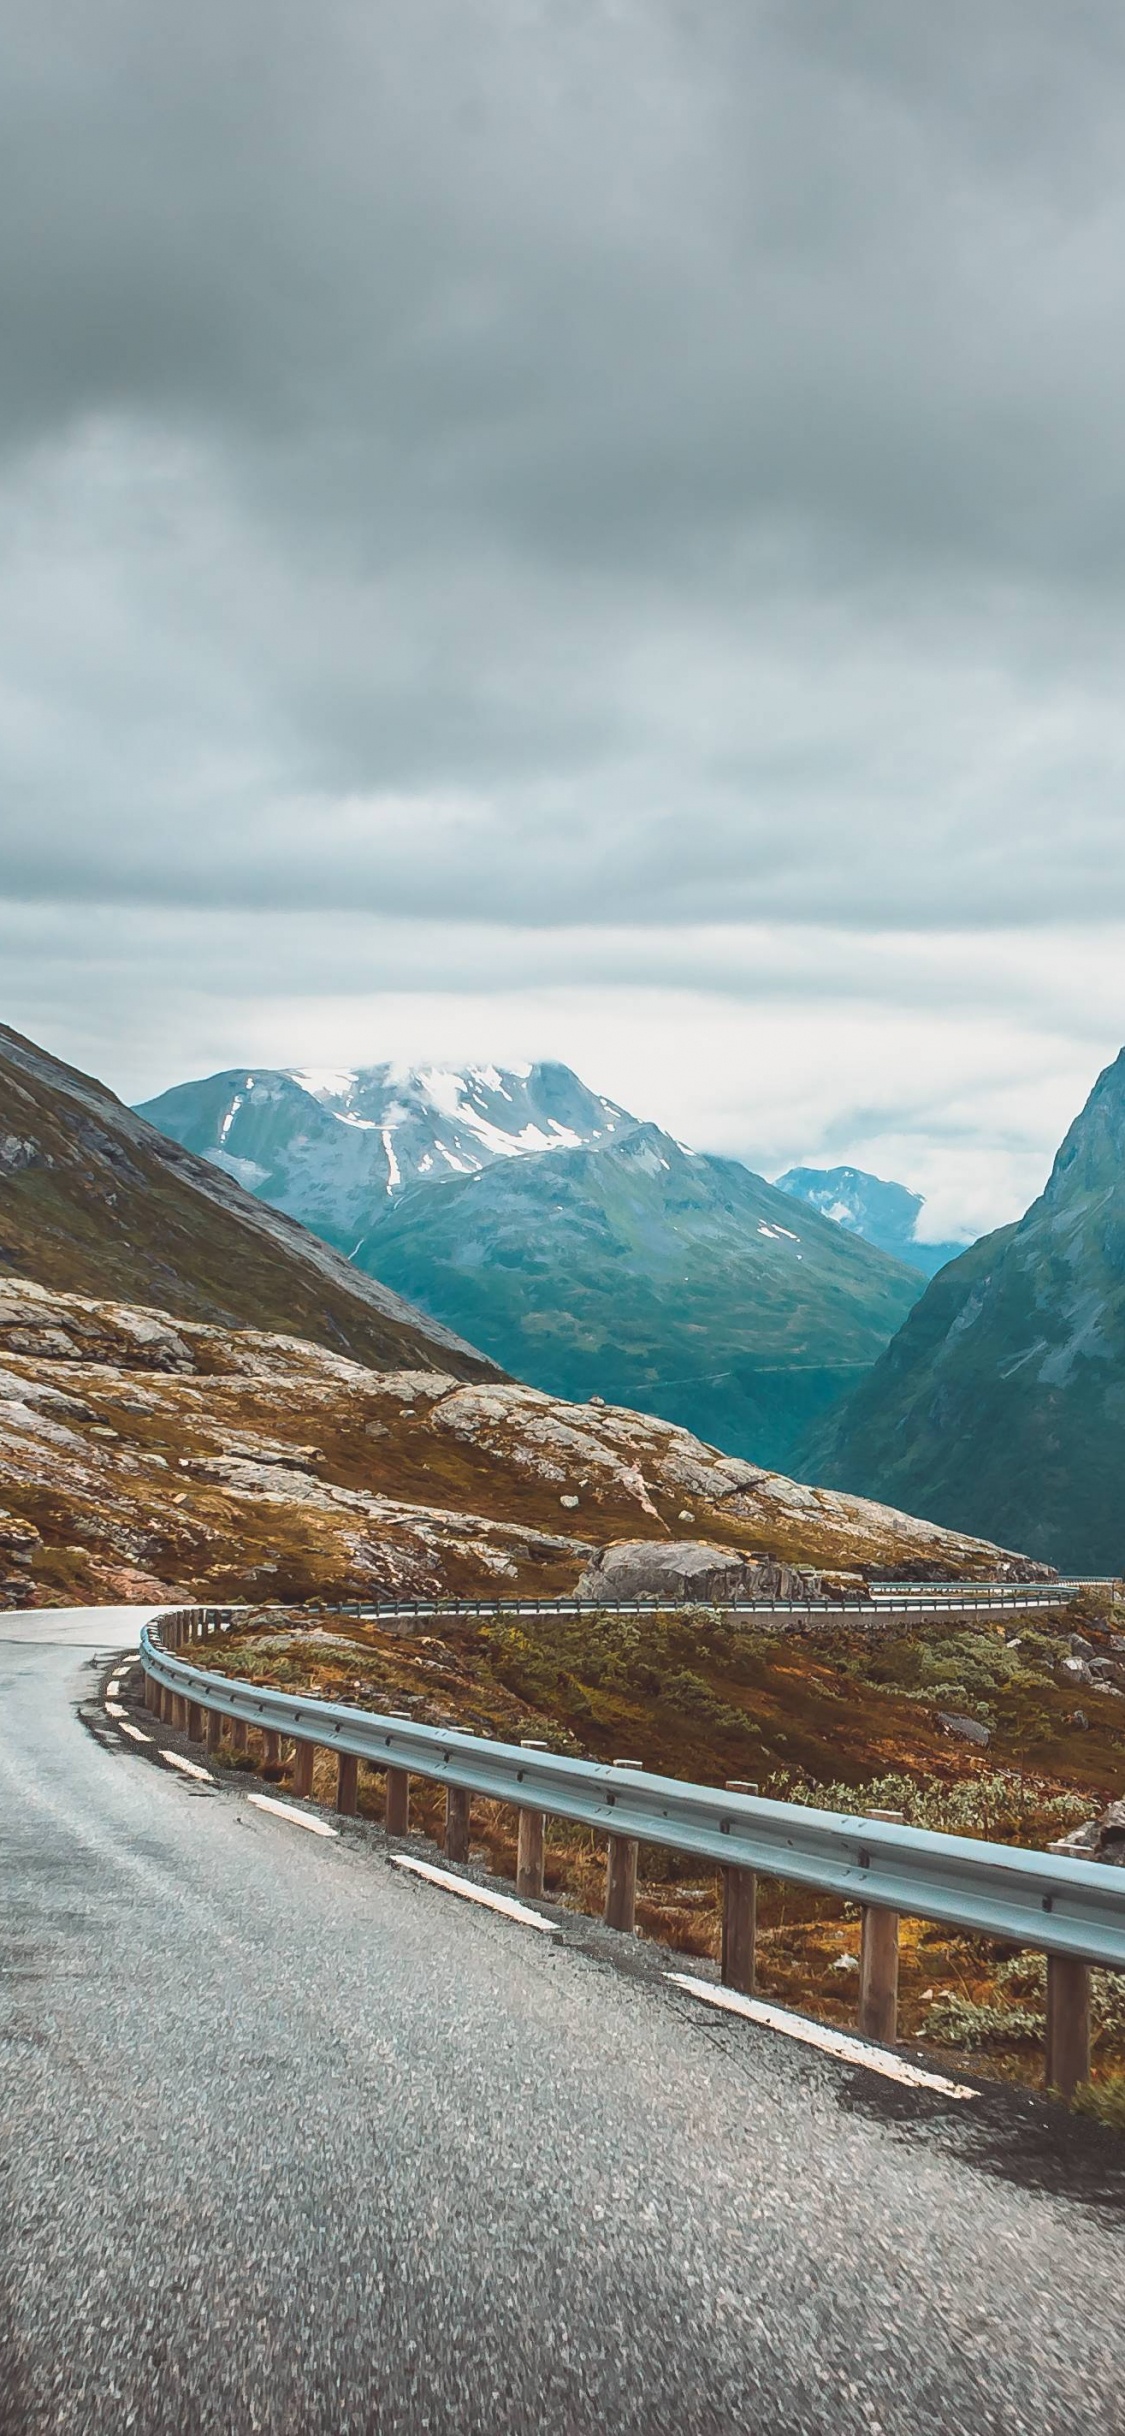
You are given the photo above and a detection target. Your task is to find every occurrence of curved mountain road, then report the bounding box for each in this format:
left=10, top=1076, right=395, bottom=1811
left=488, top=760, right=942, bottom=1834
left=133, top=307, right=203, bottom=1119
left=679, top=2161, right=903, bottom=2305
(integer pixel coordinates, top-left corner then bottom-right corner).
left=2, top=1609, right=1123, bottom=2436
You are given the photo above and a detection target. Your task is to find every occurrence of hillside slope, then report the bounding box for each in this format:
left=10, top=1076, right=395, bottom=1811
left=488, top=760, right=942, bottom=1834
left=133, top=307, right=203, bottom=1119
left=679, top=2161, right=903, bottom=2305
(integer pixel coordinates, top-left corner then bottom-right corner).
left=0, top=1277, right=1046, bottom=1611
left=0, top=1026, right=497, bottom=1380
left=351, top=1123, right=925, bottom=1468
left=802, top=1049, right=1125, bottom=1571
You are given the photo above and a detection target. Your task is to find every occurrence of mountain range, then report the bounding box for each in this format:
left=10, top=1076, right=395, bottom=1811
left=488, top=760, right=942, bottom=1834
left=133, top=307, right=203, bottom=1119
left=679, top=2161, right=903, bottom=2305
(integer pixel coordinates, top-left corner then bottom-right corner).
left=775, top=1166, right=967, bottom=1277
left=0, top=1025, right=494, bottom=1381
left=804, top=1048, right=1125, bottom=1572
left=139, top=1061, right=926, bottom=1467
left=0, top=1022, right=1039, bottom=1616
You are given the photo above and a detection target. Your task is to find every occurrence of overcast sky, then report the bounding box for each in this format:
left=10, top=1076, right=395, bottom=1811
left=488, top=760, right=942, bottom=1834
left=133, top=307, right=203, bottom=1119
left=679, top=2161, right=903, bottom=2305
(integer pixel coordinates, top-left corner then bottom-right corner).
left=3, top=0, right=1125, bottom=1239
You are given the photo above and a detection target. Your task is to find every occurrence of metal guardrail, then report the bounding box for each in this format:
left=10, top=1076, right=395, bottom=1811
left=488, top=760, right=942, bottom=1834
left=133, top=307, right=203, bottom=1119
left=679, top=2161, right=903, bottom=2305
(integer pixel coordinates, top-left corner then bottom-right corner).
left=140, top=1610, right=1125, bottom=1974
left=330, top=1585, right=1099, bottom=1624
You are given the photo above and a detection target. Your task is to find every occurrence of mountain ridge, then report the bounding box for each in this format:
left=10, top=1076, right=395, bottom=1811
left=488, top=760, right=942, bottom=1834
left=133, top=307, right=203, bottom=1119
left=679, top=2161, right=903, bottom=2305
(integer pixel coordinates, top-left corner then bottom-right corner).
left=350, top=1117, right=924, bottom=1469
left=801, top=1048, right=1125, bottom=1570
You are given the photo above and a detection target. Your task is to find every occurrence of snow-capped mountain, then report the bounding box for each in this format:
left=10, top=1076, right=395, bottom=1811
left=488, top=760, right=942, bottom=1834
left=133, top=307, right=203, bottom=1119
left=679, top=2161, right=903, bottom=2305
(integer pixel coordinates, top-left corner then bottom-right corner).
left=136, top=1061, right=633, bottom=1251
left=774, top=1165, right=968, bottom=1279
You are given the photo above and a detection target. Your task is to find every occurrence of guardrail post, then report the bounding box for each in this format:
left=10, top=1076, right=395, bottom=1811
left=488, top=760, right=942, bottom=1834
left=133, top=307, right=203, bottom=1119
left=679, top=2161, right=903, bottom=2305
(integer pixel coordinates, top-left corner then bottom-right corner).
left=170, top=1692, right=187, bottom=1732
left=186, top=1700, right=204, bottom=1742
left=206, top=1708, right=222, bottom=1755
left=1046, top=1955, right=1092, bottom=2097
left=444, top=1784, right=471, bottom=1863
left=232, top=1717, right=248, bottom=1753
left=292, top=1738, right=315, bottom=1799
left=264, top=1730, right=281, bottom=1767
left=604, top=1761, right=641, bottom=1934
left=517, top=1740, right=548, bottom=1898
left=385, top=1766, right=410, bottom=1837
left=336, top=1752, right=358, bottom=1816
left=721, top=1781, right=758, bottom=1996
left=858, top=1808, right=903, bottom=2044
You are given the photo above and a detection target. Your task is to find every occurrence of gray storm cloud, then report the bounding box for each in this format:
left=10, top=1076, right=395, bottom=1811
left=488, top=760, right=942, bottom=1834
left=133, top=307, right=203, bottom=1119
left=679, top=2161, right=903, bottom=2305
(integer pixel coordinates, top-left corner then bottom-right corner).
left=1, top=0, right=1124, bottom=1224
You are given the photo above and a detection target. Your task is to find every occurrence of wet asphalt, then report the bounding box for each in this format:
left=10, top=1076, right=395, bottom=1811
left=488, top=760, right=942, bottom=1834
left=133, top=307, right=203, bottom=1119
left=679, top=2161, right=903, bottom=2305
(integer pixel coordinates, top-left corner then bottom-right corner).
left=1, top=1610, right=1123, bottom=2436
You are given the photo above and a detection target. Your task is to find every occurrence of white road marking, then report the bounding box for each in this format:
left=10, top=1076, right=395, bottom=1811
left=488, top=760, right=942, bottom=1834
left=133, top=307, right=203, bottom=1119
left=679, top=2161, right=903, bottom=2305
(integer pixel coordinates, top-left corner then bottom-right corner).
left=392, top=1854, right=554, bottom=1930
left=245, top=1792, right=340, bottom=1838
left=106, top=1679, right=121, bottom=1697
left=160, top=1749, right=216, bottom=1784
left=119, top=1721, right=152, bottom=1743
left=667, top=1975, right=978, bottom=2099
left=104, top=1700, right=127, bottom=1719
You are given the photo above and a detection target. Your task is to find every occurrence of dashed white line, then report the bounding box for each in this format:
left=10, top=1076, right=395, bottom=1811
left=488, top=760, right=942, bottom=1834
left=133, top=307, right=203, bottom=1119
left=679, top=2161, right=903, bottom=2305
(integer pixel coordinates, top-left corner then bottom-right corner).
left=392, top=1854, right=554, bottom=1930
left=104, top=1700, right=127, bottom=1719
left=666, top=1974, right=977, bottom=2098
left=245, top=1792, right=340, bottom=1838
left=160, top=1749, right=216, bottom=1784
left=106, top=1679, right=122, bottom=1698
left=119, top=1721, right=152, bottom=1744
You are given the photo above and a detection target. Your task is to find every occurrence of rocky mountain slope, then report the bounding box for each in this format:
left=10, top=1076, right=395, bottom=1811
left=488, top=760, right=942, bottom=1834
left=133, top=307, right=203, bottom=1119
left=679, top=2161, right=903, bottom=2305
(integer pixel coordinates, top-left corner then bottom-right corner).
left=0, top=1026, right=497, bottom=1380
left=349, top=1123, right=925, bottom=1469
left=137, top=1059, right=632, bottom=1244
left=775, top=1165, right=967, bottom=1277
left=802, top=1050, right=1125, bottom=1572
left=0, top=1277, right=1045, bottom=1611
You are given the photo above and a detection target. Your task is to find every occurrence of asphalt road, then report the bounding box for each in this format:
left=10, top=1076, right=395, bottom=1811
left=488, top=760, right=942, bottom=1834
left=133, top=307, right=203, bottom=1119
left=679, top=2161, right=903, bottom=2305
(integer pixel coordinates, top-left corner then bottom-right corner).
left=2, top=1611, right=1123, bottom=2436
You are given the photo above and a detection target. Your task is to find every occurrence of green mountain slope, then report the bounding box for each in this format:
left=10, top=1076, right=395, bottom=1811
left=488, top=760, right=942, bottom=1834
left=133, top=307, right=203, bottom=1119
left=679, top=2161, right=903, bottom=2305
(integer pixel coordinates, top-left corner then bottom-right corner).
left=351, top=1122, right=924, bottom=1468
left=801, top=1049, right=1125, bottom=1571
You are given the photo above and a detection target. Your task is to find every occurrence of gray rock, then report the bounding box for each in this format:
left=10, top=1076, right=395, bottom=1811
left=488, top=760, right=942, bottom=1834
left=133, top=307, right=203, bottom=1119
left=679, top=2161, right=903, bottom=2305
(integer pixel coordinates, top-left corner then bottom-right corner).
left=1059, top=1655, right=1093, bottom=1684
left=573, top=1538, right=810, bottom=1605
left=936, top=1711, right=991, bottom=1746
left=1068, top=1633, right=1095, bottom=1658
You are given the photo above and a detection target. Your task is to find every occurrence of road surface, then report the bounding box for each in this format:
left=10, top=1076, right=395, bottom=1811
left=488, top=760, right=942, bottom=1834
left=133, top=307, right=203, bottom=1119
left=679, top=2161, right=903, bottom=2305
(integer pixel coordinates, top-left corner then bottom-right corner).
left=1, top=1608, right=1123, bottom=2435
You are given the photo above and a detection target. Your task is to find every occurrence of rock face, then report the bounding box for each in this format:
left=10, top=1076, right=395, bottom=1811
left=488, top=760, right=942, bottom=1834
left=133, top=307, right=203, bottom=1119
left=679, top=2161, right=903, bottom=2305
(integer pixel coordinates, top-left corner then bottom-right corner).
left=0, top=1278, right=1050, bottom=1611
left=801, top=1046, right=1125, bottom=1572
left=573, top=1540, right=814, bottom=1604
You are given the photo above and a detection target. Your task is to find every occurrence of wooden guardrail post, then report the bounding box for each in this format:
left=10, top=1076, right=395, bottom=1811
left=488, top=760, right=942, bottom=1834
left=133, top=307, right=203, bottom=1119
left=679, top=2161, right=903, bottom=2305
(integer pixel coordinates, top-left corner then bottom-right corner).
left=264, top=1730, right=281, bottom=1767
left=206, top=1708, right=222, bottom=1755
left=1046, top=1955, right=1092, bottom=2097
left=444, top=1784, right=471, bottom=1862
left=336, top=1752, right=358, bottom=1815
left=170, top=1692, right=187, bottom=1732
left=186, top=1701, right=204, bottom=1742
left=385, top=1767, right=410, bottom=1836
left=721, top=1781, right=758, bottom=1995
left=232, top=1717, right=248, bottom=1753
left=292, top=1738, right=315, bottom=1799
left=858, top=1808, right=903, bottom=2044
left=604, top=1760, right=642, bottom=1933
left=517, top=1740, right=549, bottom=1898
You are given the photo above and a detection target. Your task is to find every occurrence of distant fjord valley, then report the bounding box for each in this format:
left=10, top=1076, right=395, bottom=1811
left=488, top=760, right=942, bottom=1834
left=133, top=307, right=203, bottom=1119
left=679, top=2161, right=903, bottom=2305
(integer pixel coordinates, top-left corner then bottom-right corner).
left=138, top=1060, right=947, bottom=1471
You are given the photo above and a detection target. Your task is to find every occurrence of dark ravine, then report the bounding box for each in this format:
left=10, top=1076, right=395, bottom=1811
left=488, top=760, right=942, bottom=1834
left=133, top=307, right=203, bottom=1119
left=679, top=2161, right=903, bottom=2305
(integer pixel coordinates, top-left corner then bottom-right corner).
left=802, top=1048, right=1125, bottom=1573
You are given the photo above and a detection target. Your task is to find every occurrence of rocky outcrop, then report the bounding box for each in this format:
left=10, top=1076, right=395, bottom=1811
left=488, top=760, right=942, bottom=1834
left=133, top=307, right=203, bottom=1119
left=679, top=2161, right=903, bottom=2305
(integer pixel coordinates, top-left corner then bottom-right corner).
left=0, top=1279, right=1051, bottom=1610
left=573, top=1540, right=816, bottom=1604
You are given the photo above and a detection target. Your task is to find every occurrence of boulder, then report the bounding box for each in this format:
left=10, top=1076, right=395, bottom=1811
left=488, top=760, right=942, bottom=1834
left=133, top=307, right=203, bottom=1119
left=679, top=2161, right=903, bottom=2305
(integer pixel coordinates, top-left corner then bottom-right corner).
left=573, top=1539, right=811, bottom=1605
left=937, top=1711, right=991, bottom=1747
